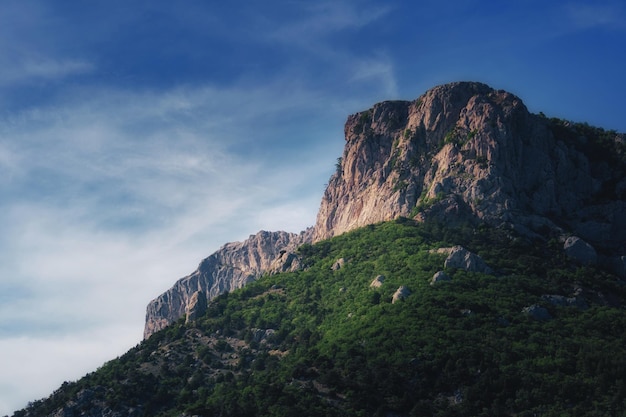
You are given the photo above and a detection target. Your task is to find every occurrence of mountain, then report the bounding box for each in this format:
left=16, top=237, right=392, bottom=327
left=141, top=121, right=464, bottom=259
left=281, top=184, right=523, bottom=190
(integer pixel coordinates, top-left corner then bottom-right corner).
left=145, top=81, right=625, bottom=339
left=10, top=81, right=626, bottom=416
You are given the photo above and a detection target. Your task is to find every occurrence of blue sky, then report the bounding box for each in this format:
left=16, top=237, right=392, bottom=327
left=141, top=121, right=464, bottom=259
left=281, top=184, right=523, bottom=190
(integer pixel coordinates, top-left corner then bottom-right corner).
left=0, top=0, right=624, bottom=414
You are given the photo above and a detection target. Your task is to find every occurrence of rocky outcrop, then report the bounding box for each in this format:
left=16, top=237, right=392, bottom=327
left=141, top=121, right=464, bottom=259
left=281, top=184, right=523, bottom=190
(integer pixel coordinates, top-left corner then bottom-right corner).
left=443, top=246, right=493, bottom=274
left=312, top=82, right=626, bottom=253
left=185, top=291, right=207, bottom=324
left=564, top=236, right=598, bottom=265
left=431, top=271, right=452, bottom=285
left=144, top=230, right=307, bottom=338
left=370, top=275, right=385, bottom=288
left=392, top=286, right=411, bottom=303
left=331, top=258, right=346, bottom=271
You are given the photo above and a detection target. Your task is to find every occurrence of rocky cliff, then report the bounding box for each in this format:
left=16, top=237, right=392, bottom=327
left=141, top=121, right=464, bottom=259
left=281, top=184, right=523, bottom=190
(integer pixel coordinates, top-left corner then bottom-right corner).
left=144, top=230, right=308, bottom=338
left=145, top=81, right=625, bottom=338
left=313, top=82, right=625, bottom=252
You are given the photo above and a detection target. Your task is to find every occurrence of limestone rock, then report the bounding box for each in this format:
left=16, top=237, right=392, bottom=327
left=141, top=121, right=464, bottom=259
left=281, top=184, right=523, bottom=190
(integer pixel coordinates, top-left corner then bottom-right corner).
left=312, top=82, right=626, bottom=253
left=392, top=286, right=411, bottom=304
left=370, top=275, right=385, bottom=288
left=564, top=236, right=597, bottom=265
left=185, top=291, right=207, bottom=324
left=144, top=229, right=309, bottom=339
left=268, top=250, right=303, bottom=274
left=331, top=258, right=346, bottom=271
left=430, top=271, right=452, bottom=285
left=443, top=246, right=492, bottom=274
left=251, top=328, right=276, bottom=344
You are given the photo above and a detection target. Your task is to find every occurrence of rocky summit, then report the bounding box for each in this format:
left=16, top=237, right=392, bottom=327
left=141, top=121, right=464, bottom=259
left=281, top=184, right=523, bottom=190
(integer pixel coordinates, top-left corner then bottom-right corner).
left=314, top=81, right=625, bottom=246
left=144, top=81, right=625, bottom=339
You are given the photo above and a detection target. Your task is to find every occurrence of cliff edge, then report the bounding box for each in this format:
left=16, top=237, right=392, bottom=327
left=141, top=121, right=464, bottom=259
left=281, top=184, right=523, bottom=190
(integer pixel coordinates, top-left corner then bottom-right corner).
left=144, top=81, right=625, bottom=338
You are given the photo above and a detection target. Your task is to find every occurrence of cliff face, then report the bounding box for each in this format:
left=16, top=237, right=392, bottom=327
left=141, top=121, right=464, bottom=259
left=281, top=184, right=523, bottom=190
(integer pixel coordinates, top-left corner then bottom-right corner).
left=144, top=230, right=307, bottom=338
left=145, top=81, right=625, bottom=339
left=313, top=82, right=626, bottom=251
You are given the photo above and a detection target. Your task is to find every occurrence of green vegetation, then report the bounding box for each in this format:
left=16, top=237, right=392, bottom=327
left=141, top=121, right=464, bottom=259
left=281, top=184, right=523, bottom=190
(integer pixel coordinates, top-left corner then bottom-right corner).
left=412, top=189, right=446, bottom=215
left=14, top=220, right=626, bottom=417
left=335, top=157, right=343, bottom=174
left=353, top=110, right=372, bottom=135
left=392, top=179, right=408, bottom=192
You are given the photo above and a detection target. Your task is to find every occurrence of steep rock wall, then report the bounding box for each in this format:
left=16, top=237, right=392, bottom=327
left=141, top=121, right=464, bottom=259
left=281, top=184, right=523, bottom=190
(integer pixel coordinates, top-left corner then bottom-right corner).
left=312, top=82, right=626, bottom=251
left=144, top=230, right=307, bottom=338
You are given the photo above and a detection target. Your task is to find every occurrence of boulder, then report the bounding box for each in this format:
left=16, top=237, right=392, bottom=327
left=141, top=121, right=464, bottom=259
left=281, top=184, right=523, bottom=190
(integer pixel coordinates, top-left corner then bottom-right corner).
left=430, top=271, right=452, bottom=285
left=331, top=257, right=346, bottom=271
left=392, top=286, right=411, bottom=304
left=444, top=246, right=493, bottom=274
left=370, top=275, right=385, bottom=288
left=564, top=236, right=597, bottom=265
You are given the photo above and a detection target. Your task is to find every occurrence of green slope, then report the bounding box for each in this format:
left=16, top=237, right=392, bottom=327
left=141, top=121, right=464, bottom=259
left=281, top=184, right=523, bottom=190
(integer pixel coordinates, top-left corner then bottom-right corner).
left=14, top=220, right=626, bottom=417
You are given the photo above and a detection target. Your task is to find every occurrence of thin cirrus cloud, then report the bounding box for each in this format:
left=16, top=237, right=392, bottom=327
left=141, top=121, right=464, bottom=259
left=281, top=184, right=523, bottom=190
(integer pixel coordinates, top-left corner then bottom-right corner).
left=11, top=59, right=94, bottom=83
left=565, top=2, right=626, bottom=30
left=0, top=79, right=341, bottom=412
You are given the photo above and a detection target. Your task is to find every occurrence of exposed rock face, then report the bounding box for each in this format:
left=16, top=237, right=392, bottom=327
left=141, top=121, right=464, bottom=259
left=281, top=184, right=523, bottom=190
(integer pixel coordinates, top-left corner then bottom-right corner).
left=185, top=291, right=207, bottom=324
left=312, top=82, right=626, bottom=252
left=392, top=286, right=411, bottom=303
left=444, top=246, right=493, bottom=274
left=331, top=258, right=346, bottom=271
left=144, top=230, right=307, bottom=338
left=431, top=271, right=452, bottom=285
left=564, top=236, right=598, bottom=265
left=370, top=275, right=385, bottom=288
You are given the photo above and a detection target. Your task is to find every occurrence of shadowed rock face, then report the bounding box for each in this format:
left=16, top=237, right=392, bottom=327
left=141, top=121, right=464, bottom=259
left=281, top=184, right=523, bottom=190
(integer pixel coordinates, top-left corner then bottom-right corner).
left=145, top=81, right=625, bottom=339
left=312, top=82, right=625, bottom=249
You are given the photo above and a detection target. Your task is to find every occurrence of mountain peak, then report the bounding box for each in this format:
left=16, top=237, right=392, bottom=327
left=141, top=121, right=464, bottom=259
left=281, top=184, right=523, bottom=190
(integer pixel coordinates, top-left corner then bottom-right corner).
left=313, top=82, right=625, bottom=250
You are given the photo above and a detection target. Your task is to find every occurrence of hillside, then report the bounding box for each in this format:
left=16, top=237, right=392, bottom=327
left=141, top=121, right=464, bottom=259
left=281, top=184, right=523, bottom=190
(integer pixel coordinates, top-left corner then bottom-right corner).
left=12, top=219, right=626, bottom=417
left=144, top=82, right=625, bottom=339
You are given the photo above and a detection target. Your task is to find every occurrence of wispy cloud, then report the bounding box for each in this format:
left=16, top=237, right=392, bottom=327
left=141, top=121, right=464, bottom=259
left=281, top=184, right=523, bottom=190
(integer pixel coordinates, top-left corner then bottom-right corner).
left=0, top=78, right=344, bottom=413
left=268, top=1, right=392, bottom=41
left=16, top=59, right=94, bottom=82
left=565, top=2, right=626, bottom=30
left=350, top=54, right=398, bottom=98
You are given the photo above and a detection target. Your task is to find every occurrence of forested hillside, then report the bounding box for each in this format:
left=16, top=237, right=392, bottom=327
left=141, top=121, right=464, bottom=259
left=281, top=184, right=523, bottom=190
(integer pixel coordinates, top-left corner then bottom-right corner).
left=13, top=219, right=626, bottom=417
